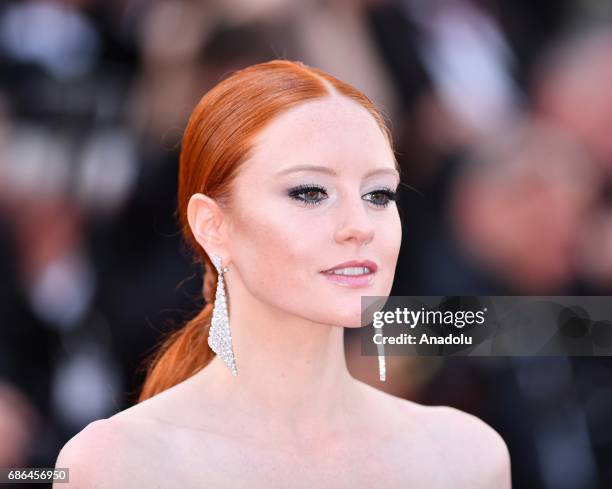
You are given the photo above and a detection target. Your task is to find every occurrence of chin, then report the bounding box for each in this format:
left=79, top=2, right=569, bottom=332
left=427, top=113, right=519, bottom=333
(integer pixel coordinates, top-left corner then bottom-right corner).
left=343, top=322, right=366, bottom=329
left=330, top=309, right=366, bottom=328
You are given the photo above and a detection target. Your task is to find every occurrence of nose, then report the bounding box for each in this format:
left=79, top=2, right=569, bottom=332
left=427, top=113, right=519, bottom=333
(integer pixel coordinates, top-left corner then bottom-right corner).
left=334, top=200, right=375, bottom=246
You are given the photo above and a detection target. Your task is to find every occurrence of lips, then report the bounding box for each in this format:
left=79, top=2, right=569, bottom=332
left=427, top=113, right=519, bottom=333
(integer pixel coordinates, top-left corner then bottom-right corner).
left=319, top=259, right=377, bottom=288
left=321, top=260, right=378, bottom=274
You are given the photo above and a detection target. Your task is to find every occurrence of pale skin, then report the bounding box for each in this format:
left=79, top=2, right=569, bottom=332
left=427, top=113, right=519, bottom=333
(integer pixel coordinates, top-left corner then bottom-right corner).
left=54, top=93, right=511, bottom=488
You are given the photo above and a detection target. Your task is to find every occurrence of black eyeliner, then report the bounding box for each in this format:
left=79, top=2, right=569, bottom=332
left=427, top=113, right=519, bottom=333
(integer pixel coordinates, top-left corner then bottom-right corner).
left=287, top=184, right=398, bottom=207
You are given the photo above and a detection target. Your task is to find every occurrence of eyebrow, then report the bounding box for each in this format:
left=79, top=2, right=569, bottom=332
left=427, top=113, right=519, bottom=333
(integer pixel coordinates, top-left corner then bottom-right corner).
left=276, top=164, right=400, bottom=180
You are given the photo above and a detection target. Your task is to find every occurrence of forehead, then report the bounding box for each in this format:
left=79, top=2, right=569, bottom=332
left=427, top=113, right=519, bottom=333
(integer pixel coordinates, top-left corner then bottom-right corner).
left=245, top=95, right=394, bottom=176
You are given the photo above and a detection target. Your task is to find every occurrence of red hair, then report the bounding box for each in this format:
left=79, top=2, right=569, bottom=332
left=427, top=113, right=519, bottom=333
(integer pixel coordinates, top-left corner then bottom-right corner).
left=138, top=59, right=397, bottom=402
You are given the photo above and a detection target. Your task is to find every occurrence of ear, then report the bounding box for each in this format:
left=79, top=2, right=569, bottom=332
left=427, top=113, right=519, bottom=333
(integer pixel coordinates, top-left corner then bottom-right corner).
left=187, top=193, right=229, bottom=258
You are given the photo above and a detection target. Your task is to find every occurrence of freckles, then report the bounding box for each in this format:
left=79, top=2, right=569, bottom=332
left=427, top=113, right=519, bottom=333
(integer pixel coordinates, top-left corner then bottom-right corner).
left=233, top=194, right=278, bottom=242
left=242, top=214, right=296, bottom=270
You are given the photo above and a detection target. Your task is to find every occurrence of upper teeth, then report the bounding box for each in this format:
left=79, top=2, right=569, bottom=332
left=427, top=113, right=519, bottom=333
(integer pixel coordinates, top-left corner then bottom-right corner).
left=327, top=267, right=371, bottom=275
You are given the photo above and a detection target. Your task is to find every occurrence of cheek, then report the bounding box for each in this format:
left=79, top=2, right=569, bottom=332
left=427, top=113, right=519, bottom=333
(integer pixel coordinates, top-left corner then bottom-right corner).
left=384, top=211, right=403, bottom=257
left=376, top=212, right=403, bottom=290
left=230, top=206, right=325, bottom=302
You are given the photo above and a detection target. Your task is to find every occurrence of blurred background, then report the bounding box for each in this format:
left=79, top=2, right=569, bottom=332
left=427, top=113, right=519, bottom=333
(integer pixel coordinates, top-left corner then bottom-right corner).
left=0, top=0, right=611, bottom=487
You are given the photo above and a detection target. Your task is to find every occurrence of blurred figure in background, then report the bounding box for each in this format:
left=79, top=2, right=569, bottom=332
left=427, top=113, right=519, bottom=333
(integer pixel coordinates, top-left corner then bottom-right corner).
left=443, top=120, right=599, bottom=295
left=532, top=27, right=612, bottom=292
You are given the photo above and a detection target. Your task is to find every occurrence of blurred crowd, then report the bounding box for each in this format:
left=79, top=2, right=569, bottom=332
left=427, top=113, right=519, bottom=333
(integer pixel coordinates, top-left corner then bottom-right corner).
left=0, top=0, right=611, bottom=488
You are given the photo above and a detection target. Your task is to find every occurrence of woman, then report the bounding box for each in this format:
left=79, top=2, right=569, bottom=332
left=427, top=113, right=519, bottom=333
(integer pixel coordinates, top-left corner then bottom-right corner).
left=55, top=60, right=511, bottom=488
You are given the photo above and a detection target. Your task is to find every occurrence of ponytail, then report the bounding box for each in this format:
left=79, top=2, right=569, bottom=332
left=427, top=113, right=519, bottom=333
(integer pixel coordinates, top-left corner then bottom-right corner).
left=138, top=262, right=218, bottom=402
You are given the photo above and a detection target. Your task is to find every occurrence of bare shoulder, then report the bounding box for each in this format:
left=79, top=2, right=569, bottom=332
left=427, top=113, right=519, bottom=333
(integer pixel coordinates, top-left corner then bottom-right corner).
left=53, top=415, right=164, bottom=489
left=355, top=383, right=511, bottom=487
left=54, top=418, right=126, bottom=488
left=53, top=384, right=198, bottom=489
left=418, top=404, right=512, bottom=488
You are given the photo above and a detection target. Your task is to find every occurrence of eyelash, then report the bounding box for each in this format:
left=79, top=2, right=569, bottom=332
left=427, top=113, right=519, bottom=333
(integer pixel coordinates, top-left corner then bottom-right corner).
left=287, top=184, right=398, bottom=208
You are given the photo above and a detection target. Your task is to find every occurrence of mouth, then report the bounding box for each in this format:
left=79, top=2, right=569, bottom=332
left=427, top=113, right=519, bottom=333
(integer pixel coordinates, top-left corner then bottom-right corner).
left=319, top=260, right=377, bottom=288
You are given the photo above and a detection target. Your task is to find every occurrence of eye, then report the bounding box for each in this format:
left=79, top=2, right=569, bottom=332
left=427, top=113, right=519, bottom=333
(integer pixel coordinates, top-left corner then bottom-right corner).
left=363, top=187, right=398, bottom=208
left=287, top=184, right=329, bottom=206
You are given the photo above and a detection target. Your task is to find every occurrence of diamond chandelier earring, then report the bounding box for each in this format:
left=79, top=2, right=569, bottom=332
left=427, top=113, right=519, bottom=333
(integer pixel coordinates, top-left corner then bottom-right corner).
left=375, top=326, right=386, bottom=382
left=378, top=352, right=386, bottom=382
left=208, top=254, right=238, bottom=376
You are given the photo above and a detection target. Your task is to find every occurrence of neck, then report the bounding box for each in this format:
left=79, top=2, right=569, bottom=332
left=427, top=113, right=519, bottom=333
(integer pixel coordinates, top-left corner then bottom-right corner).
left=190, top=272, right=363, bottom=446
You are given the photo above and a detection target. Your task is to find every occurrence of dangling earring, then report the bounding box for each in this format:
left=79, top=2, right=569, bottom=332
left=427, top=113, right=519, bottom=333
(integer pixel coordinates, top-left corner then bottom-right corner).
left=378, top=352, right=386, bottom=382
left=208, top=254, right=238, bottom=376
left=376, top=329, right=386, bottom=382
